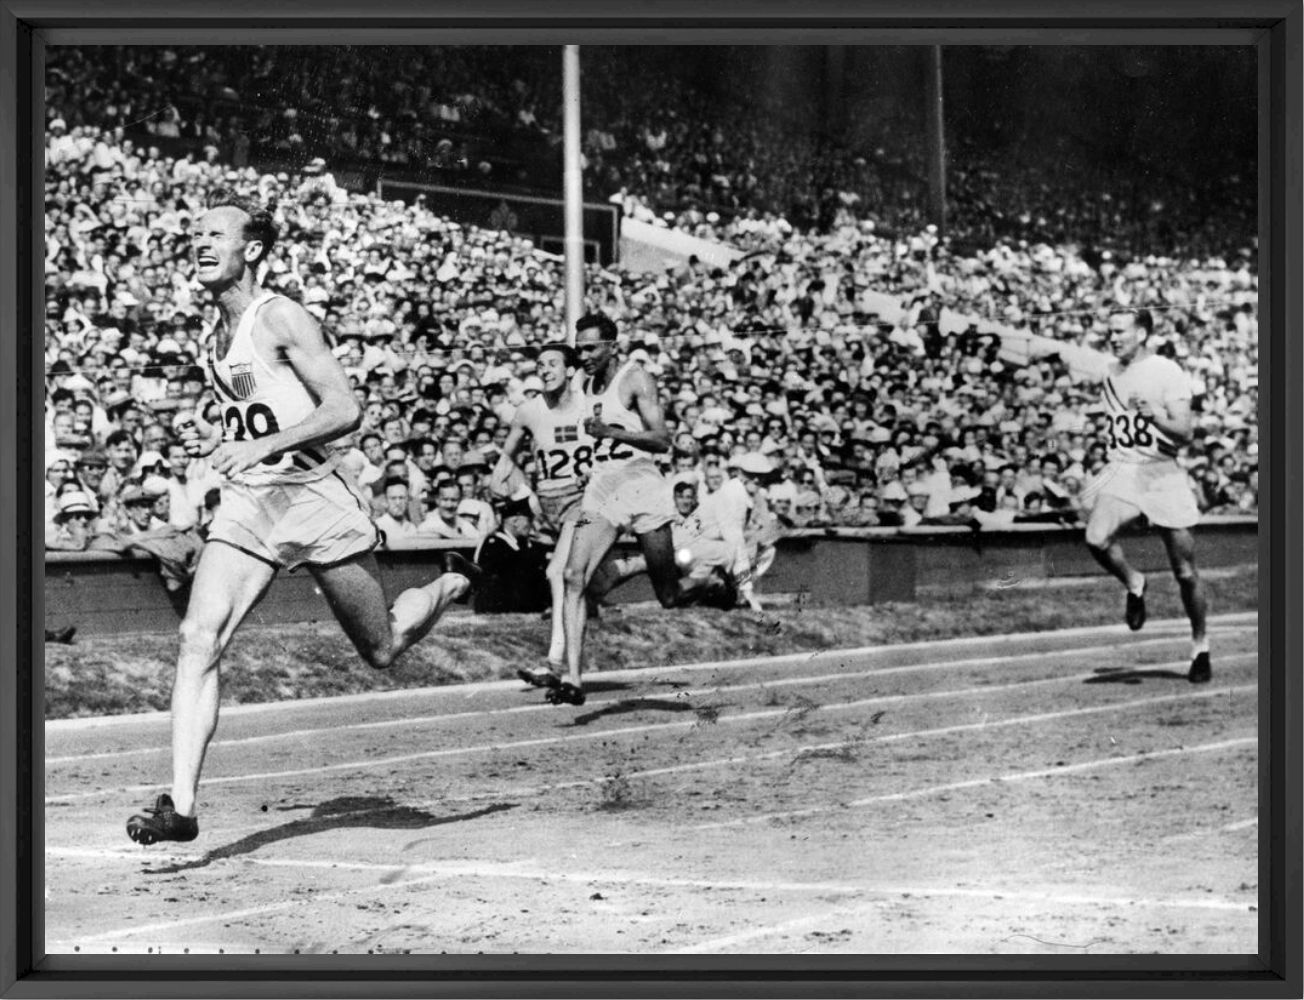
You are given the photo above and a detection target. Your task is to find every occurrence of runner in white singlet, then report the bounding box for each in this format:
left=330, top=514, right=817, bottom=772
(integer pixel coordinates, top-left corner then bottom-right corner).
left=1081, top=308, right=1211, bottom=684
left=126, top=191, right=469, bottom=847
left=548, top=313, right=684, bottom=707
left=487, top=342, right=593, bottom=677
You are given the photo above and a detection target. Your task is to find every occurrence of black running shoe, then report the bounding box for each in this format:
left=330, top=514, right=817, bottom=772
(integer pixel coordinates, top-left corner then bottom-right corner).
left=517, top=665, right=561, bottom=689
left=1125, top=582, right=1147, bottom=632
left=1188, top=651, right=1212, bottom=684
left=545, top=681, right=586, bottom=706
left=126, top=794, right=198, bottom=845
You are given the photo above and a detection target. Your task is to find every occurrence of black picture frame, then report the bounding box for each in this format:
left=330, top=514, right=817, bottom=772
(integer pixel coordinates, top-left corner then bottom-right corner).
left=4, top=1, right=1300, bottom=996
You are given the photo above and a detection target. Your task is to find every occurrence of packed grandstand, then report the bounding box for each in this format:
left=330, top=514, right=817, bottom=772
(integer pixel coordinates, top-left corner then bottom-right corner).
left=42, top=45, right=1259, bottom=558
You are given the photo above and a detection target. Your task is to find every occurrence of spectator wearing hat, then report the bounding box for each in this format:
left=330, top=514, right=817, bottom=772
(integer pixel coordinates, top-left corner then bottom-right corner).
left=46, top=487, right=101, bottom=551
left=115, top=482, right=170, bottom=537
left=74, top=445, right=112, bottom=505
left=456, top=496, right=551, bottom=615
left=45, top=451, right=79, bottom=532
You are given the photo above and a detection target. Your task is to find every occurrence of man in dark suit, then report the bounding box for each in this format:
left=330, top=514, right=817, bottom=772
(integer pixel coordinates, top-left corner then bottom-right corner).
left=454, top=496, right=552, bottom=614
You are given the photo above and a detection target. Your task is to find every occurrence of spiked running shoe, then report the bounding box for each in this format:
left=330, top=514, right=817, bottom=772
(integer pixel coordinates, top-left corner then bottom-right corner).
left=1188, top=651, right=1212, bottom=684
left=1125, top=581, right=1147, bottom=632
left=517, top=665, right=562, bottom=689
left=127, top=794, right=198, bottom=845
left=545, top=681, right=586, bottom=706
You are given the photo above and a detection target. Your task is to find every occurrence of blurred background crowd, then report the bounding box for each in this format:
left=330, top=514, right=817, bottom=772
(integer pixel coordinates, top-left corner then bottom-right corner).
left=42, top=45, right=1258, bottom=565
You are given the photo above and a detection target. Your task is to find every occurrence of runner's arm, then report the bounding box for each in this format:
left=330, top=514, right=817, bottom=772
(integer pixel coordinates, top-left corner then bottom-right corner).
left=586, top=367, right=671, bottom=454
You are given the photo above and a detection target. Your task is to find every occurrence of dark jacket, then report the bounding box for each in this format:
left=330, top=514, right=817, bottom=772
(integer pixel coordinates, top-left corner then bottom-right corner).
left=471, top=530, right=551, bottom=614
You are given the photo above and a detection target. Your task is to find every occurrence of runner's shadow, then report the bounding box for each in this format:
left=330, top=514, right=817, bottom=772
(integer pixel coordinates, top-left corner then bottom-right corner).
left=142, top=796, right=516, bottom=875
left=568, top=697, right=695, bottom=727
left=1084, top=667, right=1189, bottom=685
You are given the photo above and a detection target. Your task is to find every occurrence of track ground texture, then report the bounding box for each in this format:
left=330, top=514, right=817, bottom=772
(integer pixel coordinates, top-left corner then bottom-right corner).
left=45, top=612, right=1259, bottom=955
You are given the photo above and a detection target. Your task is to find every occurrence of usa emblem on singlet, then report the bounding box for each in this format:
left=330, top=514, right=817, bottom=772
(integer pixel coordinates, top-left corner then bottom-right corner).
left=229, top=362, right=256, bottom=400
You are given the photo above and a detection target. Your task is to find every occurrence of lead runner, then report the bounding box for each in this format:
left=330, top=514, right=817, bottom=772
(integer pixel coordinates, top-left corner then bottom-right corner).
left=125, top=190, right=469, bottom=844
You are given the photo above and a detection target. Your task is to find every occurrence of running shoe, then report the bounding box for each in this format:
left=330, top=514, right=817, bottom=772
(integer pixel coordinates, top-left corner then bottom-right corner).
left=126, top=794, right=198, bottom=845
left=1188, top=651, right=1212, bottom=684
left=1125, top=581, right=1147, bottom=631
left=517, top=665, right=562, bottom=689
left=545, top=681, right=586, bottom=706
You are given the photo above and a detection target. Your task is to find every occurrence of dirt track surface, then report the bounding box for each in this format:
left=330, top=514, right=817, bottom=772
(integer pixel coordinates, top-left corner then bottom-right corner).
left=45, top=612, right=1259, bottom=956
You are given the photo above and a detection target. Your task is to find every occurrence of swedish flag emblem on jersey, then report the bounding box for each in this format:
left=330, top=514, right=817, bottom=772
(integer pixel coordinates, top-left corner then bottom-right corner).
left=230, top=362, right=256, bottom=400
left=555, top=424, right=579, bottom=443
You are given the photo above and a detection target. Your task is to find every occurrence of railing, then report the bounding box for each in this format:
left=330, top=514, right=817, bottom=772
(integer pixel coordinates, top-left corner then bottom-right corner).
left=42, top=517, right=1258, bottom=638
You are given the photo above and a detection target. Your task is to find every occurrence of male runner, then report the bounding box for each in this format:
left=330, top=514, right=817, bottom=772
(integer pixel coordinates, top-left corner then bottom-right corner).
left=1081, top=308, right=1211, bottom=682
left=554, top=313, right=681, bottom=706
left=126, top=191, right=468, bottom=845
left=482, top=341, right=593, bottom=684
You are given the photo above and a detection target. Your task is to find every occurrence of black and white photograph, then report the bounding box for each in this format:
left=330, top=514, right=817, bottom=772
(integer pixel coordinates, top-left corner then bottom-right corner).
left=26, top=21, right=1282, bottom=971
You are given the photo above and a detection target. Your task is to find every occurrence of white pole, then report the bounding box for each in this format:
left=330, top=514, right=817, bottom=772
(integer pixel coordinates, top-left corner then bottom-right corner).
left=563, top=45, right=585, bottom=346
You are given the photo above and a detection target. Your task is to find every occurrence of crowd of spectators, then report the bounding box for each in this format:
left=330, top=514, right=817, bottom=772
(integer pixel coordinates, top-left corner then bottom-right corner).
left=42, top=112, right=1259, bottom=591
left=45, top=46, right=1257, bottom=266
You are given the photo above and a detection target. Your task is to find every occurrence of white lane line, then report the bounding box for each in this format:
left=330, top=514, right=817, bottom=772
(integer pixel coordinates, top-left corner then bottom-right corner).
left=691, top=735, right=1257, bottom=831
left=46, top=629, right=1256, bottom=766
left=46, top=613, right=1258, bottom=733
left=45, top=658, right=1257, bottom=805
left=58, top=852, right=1257, bottom=948
left=47, top=682, right=1256, bottom=852
left=666, top=900, right=918, bottom=954
left=1161, top=816, right=1259, bottom=843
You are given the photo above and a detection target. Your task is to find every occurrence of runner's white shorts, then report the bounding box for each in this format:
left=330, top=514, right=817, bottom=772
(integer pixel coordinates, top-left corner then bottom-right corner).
left=1080, top=459, right=1201, bottom=530
left=581, top=459, right=675, bottom=535
left=536, top=483, right=586, bottom=534
left=207, top=470, right=379, bottom=570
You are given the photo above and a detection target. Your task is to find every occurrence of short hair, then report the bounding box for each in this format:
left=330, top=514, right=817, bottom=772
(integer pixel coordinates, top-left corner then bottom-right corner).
left=673, top=480, right=698, bottom=494
left=575, top=312, right=618, bottom=341
left=383, top=476, right=408, bottom=493
left=205, top=188, right=278, bottom=264
left=536, top=341, right=579, bottom=367
left=105, top=429, right=137, bottom=451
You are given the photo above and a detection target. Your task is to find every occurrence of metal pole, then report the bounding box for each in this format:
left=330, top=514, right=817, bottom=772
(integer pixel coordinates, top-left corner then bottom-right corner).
left=924, top=45, right=947, bottom=235
left=563, top=45, right=584, bottom=345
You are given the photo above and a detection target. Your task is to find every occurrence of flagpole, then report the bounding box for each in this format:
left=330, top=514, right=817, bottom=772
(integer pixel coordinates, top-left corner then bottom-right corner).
left=563, top=44, right=584, bottom=346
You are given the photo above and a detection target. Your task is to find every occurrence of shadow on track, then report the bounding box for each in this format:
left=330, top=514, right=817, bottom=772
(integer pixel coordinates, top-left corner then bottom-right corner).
left=1084, top=667, right=1189, bottom=685
left=566, top=697, right=697, bottom=727
left=142, top=797, right=516, bottom=875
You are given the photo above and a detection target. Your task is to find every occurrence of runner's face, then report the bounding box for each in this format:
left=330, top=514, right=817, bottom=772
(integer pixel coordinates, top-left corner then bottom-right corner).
left=193, top=207, right=256, bottom=288
left=574, top=330, right=613, bottom=376
left=1108, top=316, right=1145, bottom=361
left=537, top=350, right=568, bottom=392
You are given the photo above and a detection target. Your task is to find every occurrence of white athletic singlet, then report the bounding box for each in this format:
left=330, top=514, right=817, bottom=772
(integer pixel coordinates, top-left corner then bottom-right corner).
left=583, top=358, right=644, bottom=473
left=516, top=389, right=595, bottom=495
left=207, top=292, right=339, bottom=485
left=1099, top=355, right=1190, bottom=463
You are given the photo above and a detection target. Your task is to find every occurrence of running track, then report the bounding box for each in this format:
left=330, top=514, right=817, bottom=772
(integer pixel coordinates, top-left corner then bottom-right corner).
left=44, top=612, right=1260, bottom=955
